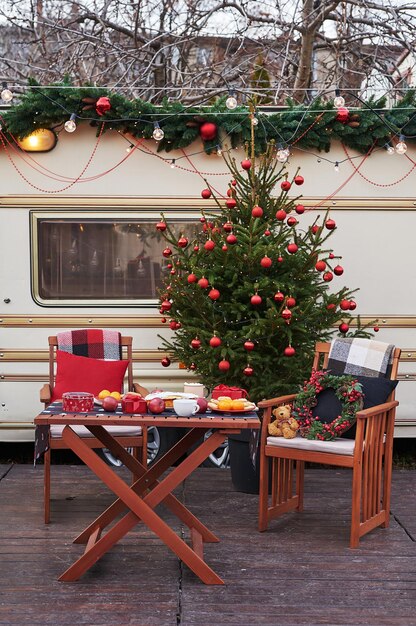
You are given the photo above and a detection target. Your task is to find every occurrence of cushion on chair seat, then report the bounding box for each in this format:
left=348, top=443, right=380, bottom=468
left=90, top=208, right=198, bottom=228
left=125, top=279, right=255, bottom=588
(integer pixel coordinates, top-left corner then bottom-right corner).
left=50, top=424, right=142, bottom=438
left=266, top=434, right=355, bottom=455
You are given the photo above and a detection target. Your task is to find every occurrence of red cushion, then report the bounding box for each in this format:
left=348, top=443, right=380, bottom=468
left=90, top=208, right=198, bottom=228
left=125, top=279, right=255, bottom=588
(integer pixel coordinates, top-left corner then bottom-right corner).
left=51, top=350, right=129, bottom=401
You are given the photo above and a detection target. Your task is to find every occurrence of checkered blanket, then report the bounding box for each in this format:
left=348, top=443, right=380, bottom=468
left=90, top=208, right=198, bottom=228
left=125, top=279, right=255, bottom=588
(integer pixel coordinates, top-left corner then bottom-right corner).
left=57, top=329, right=122, bottom=360
left=327, top=338, right=395, bottom=378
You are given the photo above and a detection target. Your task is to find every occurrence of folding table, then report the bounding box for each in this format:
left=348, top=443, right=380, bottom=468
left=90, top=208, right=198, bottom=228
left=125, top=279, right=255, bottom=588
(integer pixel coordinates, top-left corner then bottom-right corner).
left=34, top=404, right=260, bottom=585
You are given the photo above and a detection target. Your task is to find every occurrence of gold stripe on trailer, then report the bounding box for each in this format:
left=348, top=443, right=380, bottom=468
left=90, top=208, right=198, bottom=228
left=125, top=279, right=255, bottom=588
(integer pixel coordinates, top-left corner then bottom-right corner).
left=0, top=315, right=163, bottom=327
left=0, top=349, right=163, bottom=362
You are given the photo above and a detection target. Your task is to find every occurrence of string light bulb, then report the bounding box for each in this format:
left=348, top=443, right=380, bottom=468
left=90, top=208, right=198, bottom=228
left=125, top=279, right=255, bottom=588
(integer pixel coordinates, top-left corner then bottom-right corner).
left=395, top=135, right=407, bottom=155
left=152, top=122, right=164, bottom=141
left=333, top=88, right=345, bottom=108
left=251, top=113, right=258, bottom=126
left=334, top=161, right=340, bottom=172
left=64, top=113, right=77, bottom=133
left=126, top=143, right=134, bottom=153
left=225, top=90, right=237, bottom=110
left=217, top=146, right=223, bottom=156
left=276, top=145, right=290, bottom=163
left=386, top=144, right=395, bottom=155
left=170, top=159, right=176, bottom=168
left=1, top=82, right=13, bottom=103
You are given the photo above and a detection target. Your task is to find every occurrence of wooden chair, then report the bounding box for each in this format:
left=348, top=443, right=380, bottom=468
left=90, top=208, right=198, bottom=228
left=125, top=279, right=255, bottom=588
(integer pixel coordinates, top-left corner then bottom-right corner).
left=39, top=334, right=148, bottom=524
left=258, top=341, right=401, bottom=548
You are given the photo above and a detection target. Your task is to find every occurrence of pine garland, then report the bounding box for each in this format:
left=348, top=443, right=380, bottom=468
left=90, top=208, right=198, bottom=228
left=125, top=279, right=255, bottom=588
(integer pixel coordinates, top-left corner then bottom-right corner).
left=2, top=78, right=416, bottom=154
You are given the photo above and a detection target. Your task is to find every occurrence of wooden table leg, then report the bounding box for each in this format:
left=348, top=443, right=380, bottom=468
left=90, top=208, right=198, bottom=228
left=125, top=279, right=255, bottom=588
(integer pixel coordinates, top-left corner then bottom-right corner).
left=59, top=426, right=226, bottom=584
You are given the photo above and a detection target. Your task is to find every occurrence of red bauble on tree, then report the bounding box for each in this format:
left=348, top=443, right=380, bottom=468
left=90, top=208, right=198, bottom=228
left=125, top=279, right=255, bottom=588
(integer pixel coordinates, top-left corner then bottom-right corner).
left=241, top=159, right=251, bottom=170
left=264, top=228, right=271, bottom=236
left=284, top=346, right=296, bottom=357
left=334, top=265, right=344, bottom=276
left=201, top=188, right=212, bottom=199
left=199, top=122, right=217, bottom=141
left=218, top=359, right=230, bottom=371
left=287, top=243, right=298, bottom=254
left=189, top=362, right=197, bottom=370
left=190, top=338, right=202, bottom=349
left=339, top=322, right=349, bottom=333
left=287, top=216, right=298, bottom=227
left=336, top=107, right=349, bottom=123
left=226, top=233, right=237, bottom=244
left=187, top=273, right=197, bottom=284
left=315, top=260, right=326, bottom=272
left=251, top=205, right=263, bottom=218
left=276, top=209, right=287, bottom=221
left=274, top=291, right=284, bottom=303
left=281, top=180, right=291, bottom=191
left=209, top=335, right=222, bottom=347
left=294, top=175, right=304, bottom=185
left=160, top=299, right=172, bottom=311
left=208, top=288, right=220, bottom=300
left=295, top=204, right=305, bottom=214
left=244, top=340, right=255, bottom=351
left=281, top=308, right=292, bottom=321
left=178, top=236, right=189, bottom=248
left=251, top=294, right=262, bottom=306
left=226, top=198, right=237, bottom=209
left=163, top=247, right=172, bottom=257
left=161, top=356, right=171, bottom=367
left=340, top=299, right=351, bottom=310
left=96, top=96, right=111, bottom=116
left=286, top=296, right=296, bottom=308
left=349, top=301, right=357, bottom=310
left=156, top=221, right=167, bottom=231
left=198, top=277, right=209, bottom=288
left=204, top=239, right=215, bottom=251
left=223, top=221, right=233, bottom=232
left=243, top=365, right=254, bottom=376
left=260, top=256, right=272, bottom=268
left=323, top=271, right=333, bottom=282
left=325, top=219, right=336, bottom=230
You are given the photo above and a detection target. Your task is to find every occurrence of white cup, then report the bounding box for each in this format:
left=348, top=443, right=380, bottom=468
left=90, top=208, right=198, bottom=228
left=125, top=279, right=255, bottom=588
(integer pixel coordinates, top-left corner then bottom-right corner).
left=173, top=398, right=199, bottom=417
left=183, top=382, right=205, bottom=397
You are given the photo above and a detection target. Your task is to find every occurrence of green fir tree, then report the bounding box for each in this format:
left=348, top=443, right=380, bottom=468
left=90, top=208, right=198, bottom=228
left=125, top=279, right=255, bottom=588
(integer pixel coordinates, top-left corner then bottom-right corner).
left=157, top=142, right=371, bottom=401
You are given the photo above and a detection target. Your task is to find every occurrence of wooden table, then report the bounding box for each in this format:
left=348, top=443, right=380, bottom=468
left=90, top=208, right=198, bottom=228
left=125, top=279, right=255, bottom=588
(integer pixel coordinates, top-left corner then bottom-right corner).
left=34, top=406, right=260, bottom=585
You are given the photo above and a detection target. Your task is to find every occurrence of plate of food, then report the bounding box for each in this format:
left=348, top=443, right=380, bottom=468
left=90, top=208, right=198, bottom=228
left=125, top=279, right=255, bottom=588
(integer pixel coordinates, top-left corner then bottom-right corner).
left=145, top=391, right=198, bottom=409
left=208, top=397, right=257, bottom=413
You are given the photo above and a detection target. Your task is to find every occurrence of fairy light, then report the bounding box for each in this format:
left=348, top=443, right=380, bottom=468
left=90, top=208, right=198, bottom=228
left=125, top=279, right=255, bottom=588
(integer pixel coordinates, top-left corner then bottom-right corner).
left=64, top=113, right=77, bottom=133
left=152, top=122, right=164, bottom=141
left=225, top=90, right=237, bottom=110
left=170, top=158, right=176, bottom=168
left=334, top=161, right=340, bottom=172
left=126, top=143, right=134, bottom=153
left=334, top=88, right=345, bottom=108
left=395, top=135, right=407, bottom=154
left=386, top=143, right=395, bottom=155
left=1, top=82, right=13, bottom=103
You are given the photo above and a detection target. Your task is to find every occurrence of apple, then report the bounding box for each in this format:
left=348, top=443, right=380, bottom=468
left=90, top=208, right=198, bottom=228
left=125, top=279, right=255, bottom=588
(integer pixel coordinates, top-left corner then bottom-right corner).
left=196, top=397, right=208, bottom=413
left=102, top=396, right=119, bottom=412
left=148, top=398, right=166, bottom=414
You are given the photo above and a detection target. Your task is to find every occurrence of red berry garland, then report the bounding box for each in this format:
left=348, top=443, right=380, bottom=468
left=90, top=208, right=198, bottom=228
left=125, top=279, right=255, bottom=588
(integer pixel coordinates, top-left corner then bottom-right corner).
left=292, top=370, right=363, bottom=441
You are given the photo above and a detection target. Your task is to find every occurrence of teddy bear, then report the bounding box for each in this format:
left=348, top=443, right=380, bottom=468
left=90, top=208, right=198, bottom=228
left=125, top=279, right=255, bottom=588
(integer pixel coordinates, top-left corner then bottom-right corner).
left=268, top=404, right=299, bottom=438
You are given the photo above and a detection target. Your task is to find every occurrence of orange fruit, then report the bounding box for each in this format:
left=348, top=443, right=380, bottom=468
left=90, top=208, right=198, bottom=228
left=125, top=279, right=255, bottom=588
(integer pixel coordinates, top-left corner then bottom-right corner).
left=231, top=400, right=245, bottom=410
left=218, top=399, right=233, bottom=410
left=98, top=389, right=111, bottom=399
left=110, top=391, right=122, bottom=401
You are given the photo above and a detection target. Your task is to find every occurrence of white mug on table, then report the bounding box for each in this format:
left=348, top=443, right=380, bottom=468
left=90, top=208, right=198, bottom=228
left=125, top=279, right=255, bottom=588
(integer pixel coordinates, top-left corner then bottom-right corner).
left=173, top=398, right=199, bottom=417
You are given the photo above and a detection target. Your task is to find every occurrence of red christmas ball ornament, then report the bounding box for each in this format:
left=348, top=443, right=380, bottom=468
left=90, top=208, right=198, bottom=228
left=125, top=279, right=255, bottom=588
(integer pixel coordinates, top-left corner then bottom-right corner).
left=190, top=338, right=202, bottom=349
left=339, top=322, right=349, bottom=334
left=286, top=296, right=296, bottom=308
left=170, top=269, right=176, bottom=275
left=226, top=233, right=237, bottom=245
left=329, top=253, right=335, bottom=259
left=252, top=205, right=263, bottom=218
left=349, top=301, right=357, bottom=311
left=340, top=299, right=351, bottom=311
left=204, top=239, right=215, bottom=251
left=287, top=216, right=298, bottom=227
left=222, top=244, right=228, bottom=251
left=208, top=288, right=220, bottom=300
left=161, top=356, right=171, bottom=367
left=277, top=256, right=284, bottom=263
left=244, top=340, right=255, bottom=351
left=241, top=159, right=252, bottom=170
left=264, top=228, right=271, bottom=236
left=226, top=188, right=233, bottom=197
left=166, top=263, right=172, bottom=269
left=198, top=277, right=209, bottom=289
left=161, top=317, right=167, bottom=323
left=274, top=291, right=285, bottom=303
left=223, top=221, right=233, bottom=232
left=374, top=325, right=380, bottom=332
left=315, top=260, right=326, bottom=272
left=161, top=299, right=172, bottom=311
left=284, top=346, right=296, bottom=357
left=295, top=204, right=305, bottom=214
left=95, top=96, right=111, bottom=116
left=209, top=335, right=222, bottom=348
left=276, top=209, right=287, bottom=221
left=281, top=307, right=292, bottom=321
left=193, top=245, right=200, bottom=252
left=281, top=180, right=291, bottom=191
left=189, top=362, right=197, bottom=370
left=178, top=236, right=189, bottom=248
left=325, top=219, right=336, bottom=230
left=156, top=221, right=167, bottom=231
left=199, top=121, right=217, bottom=141
left=243, top=365, right=254, bottom=377
left=260, top=256, right=272, bottom=268
left=311, top=225, right=320, bottom=234
left=323, top=271, right=333, bottom=282
left=287, top=243, right=298, bottom=254
left=326, top=303, right=336, bottom=311
left=218, top=359, right=230, bottom=371
left=187, top=273, right=197, bottom=284
left=200, top=216, right=206, bottom=222
left=231, top=179, right=237, bottom=186
left=334, top=265, right=344, bottom=276
left=226, top=198, right=237, bottom=209
left=169, top=320, right=179, bottom=330
left=163, top=247, right=172, bottom=257
left=251, top=294, right=262, bottom=306
left=201, top=188, right=212, bottom=199
left=294, top=175, right=304, bottom=186
left=336, top=107, right=349, bottom=123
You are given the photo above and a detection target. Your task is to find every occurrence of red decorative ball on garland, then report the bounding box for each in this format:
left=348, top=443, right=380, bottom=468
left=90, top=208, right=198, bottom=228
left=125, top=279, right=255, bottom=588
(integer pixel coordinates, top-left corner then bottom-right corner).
left=243, top=365, right=254, bottom=377
left=223, top=221, right=233, bottom=232
left=226, top=198, right=237, bottom=209
left=218, top=359, right=231, bottom=371
left=204, top=239, right=215, bottom=251
left=315, top=260, right=326, bottom=272
left=208, top=288, right=220, bottom=300
left=251, top=294, right=262, bottom=306
left=260, top=256, right=272, bottom=268
left=284, top=346, right=296, bottom=357
left=96, top=96, right=111, bottom=116
left=226, top=233, right=237, bottom=244
left=274, top=291, right=285, bottom=303
left=276, top=209, right=287, bottom=221
left=281, top=307, right=292, bottom=321
left=325, top=219, right=336, bottom=230
left=199, top=122, right=217, bottom=141
left=334, top=265, right=344, bottom=276
left=295, top=204, right=305, bottom=214
left=294, top=175, right=304, bottom=185
left=281, top=180, right=291, bottom=191
left=336, top=107, right=349, bottom=123
left=340, top=299, right=351, bottom=311
left=323, top=271, right=333, bottom=282
left=156, top=221, right=167, bottom=231
left=287, top=216, right=298, bottom=227
left=339, top=322, right=349, bottom=333
left=201, top=188, right=212, bottom=199
left=191, top=338, right=202, bottom=349
left=161, top=357, right=171, bottom=367
left=244, top=340, right=255, bottom=351
left=241, top=159, right=252, bottom=170
left=187, top=273, right=197, bottom=284
left=198, top=277, right=209, bottom=288
left=209, top=336, right=222, bottom=348
left=163, top=247, right=172, bottom=257
left=287, top=243, right=298, bottom=254
left=178, top=236, right=189, bottom=248
left=252, top=205, right=263, bottom=218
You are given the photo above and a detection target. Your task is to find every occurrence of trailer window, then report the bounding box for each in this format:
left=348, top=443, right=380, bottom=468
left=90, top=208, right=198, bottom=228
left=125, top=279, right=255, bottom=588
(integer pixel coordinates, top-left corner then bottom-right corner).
left=31, top=213, right=201, bottom=306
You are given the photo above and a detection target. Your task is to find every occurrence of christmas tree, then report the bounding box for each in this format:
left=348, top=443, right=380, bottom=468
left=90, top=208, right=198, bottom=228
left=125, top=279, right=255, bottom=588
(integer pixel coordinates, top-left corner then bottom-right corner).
left=156, top=142, right=370, bottom=401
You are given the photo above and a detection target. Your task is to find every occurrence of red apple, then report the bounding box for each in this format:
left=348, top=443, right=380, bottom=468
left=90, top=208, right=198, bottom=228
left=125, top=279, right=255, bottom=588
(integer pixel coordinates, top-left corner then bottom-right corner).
left=196, top=397, right=208, bottom=413
left=102, top=396, right=119, bottom=412
left=148, top=398, right=166, bottom=414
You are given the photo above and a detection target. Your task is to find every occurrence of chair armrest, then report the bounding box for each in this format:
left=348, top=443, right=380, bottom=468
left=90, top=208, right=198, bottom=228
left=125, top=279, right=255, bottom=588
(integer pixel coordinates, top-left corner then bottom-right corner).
left=257, top=393, right=297, bottom=409
left=40, top=383, right=52, bottom=404
left=356, top=400, right=399, bottom=419
left=133, top=382, right=150, bottom=397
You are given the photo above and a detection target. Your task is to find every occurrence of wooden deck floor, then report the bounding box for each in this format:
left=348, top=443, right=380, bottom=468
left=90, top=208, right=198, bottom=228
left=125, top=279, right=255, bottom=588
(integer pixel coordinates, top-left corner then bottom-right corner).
left=1, top=463, right=415, bottom=626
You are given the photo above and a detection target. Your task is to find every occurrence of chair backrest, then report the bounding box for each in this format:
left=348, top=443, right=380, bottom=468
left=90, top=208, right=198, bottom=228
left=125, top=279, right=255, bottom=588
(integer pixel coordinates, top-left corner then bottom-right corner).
left=48, top=333, right=134, bottom=392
